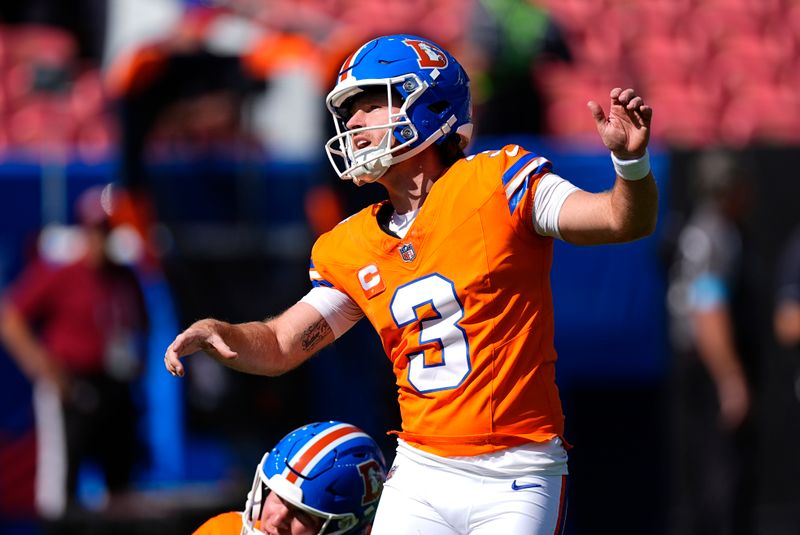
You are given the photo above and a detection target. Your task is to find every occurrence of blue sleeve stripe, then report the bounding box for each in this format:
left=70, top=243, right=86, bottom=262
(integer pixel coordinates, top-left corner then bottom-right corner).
left=505, top=160, right=551, bottom=214
left=311, top=280, right=334, bottom=288
left=508, top=176, right=530, bottom=213
left=501, top=153, right=539, bottom=187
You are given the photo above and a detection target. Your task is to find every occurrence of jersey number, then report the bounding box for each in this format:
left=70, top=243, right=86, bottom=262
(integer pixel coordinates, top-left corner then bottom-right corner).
left=389, top=274, right=470, bottom=393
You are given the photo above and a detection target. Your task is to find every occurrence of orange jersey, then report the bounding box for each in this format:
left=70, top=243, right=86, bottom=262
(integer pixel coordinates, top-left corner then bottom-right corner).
left=192, top=511, right=245, bottom=534
left=310, top=144, right=564, bottom=456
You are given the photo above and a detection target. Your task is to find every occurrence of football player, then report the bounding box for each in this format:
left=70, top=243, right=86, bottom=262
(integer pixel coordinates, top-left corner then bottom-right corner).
left=166, top=34, right=657, bottom=534
left=193, top=421, right=386, bottom=535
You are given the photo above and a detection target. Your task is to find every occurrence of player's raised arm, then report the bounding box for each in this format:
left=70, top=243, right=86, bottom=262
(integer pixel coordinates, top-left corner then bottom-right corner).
left=163, top=301, right=334, bottom=378
left=557, top=87, right=658, bottom=245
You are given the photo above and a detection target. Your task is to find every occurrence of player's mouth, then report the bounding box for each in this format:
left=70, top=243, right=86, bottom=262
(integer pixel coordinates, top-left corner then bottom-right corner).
left=354, top=136, right=372, bottom=150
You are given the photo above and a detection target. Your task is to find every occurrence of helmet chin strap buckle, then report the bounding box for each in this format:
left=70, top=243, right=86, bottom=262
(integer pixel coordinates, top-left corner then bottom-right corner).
left=438, top=115, right=457, bottom=137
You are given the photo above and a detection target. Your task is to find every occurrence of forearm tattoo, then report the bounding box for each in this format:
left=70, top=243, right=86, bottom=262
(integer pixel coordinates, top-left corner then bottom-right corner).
left=301, top=318, right=332, bottom=352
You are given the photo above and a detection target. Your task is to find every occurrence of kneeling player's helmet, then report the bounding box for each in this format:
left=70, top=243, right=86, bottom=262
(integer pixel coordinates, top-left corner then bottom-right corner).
left=242, top=421, right=387, bottom=535
left=325, top=34, right=472, bottom=184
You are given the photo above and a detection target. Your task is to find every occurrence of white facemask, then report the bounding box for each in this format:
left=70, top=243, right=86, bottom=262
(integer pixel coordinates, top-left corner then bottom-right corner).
left=348, top=130, right=395, bottom=185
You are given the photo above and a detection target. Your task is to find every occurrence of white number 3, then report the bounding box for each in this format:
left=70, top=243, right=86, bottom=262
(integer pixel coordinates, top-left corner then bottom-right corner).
left=390, top=274, right=471, bottom=393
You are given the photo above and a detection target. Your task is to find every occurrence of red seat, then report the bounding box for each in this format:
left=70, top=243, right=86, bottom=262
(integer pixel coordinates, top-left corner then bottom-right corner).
left=545, top=0, right=606, bottom=34
left=70, top=68, right=107, bottom=122
left=4, top=24, right=76, bottom=68
left=629, top=0, right=694, bottom=37
left=75, top=115, right=117, bottom=162
left=540, top=71, right=622, bottom=138
left=7, top=96, right=76, bottom=150
left=544, top=95, right=598, bottom=138
left=630, top=33, right=709, bottom=87
left=720, top=83, right=800, bottom=146
left=576, top=25, right=626, bottom=72
left=645, top=82, right=722, bottom=147
left=711, top=32, right=791, bottom=89
left=2, top=25, right=77, bottom=108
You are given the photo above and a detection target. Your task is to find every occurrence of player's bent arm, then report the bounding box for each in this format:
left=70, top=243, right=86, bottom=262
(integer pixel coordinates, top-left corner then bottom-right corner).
left=692, top=304, right=750, bottom=428
left=165, top=302, right=334, bottom=378
left=0, top=301, right=63, bottom=386
left=775, top=301, right=800, bottom=347
left=557, top=172, right=658, bottom=245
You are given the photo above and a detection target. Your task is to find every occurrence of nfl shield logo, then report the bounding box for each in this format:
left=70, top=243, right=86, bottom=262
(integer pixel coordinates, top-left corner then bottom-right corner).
left=399, top=243, right=416, bottom=262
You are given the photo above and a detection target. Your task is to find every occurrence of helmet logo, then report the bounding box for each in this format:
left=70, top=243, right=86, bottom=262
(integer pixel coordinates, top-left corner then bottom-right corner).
left=358, top=459, right=384, bottom=505
left=403, top=39, right=448, bottom=69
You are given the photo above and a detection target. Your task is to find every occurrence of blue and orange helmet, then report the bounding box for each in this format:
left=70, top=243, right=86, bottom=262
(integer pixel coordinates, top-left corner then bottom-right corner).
left=324, top=34, right=472, bottom=184
left=242, top=421, right=387, bottom=535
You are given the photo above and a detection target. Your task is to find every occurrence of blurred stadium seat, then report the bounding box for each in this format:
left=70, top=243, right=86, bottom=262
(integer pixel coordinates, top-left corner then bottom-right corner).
left=720, top=83, right=800, bottom=146
left=645, top=81, right=722, bottom=148
left=0, top=1, right=796, bottom=154
left=540, top=0, right=799, bottom=146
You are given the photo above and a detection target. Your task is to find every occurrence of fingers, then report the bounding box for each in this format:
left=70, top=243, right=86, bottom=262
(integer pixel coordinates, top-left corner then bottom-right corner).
left=163, top=326, right=239, bottom=378
left=586, top=100, right=606, bottom=126
left=164, top=335, right=190, bottom=377
left=614, top=88, right=638, bottom=108
left=592, top=87, right=650, bottom=124
left=639, top=105, right=653, bottom=123
left=614, top=89, right=641, bottom=111
left=164, top=348, right=182, bottom=377
left=610, top=87, right=652, bottom=127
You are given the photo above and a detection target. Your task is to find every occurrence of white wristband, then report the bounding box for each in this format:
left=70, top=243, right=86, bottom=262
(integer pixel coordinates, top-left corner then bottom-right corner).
left=611, top=150, right=651, bottom=181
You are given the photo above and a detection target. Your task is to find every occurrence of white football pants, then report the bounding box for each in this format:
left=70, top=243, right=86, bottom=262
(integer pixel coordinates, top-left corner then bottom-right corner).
left=371, top=449, right=568, bottom=535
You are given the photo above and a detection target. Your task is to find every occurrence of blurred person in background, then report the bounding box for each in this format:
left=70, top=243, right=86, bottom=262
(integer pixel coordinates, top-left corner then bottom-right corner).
left=774, top=226, right=800, bottom=352
left=165, top=34, right=657, bottom=534
left=463, top=0, right=571, bottom=137
left=0, top=185, right=148, bottom=522
left=774, top=224, right=800, bottom=406
left=194, top=420, right=386, bottom=535
left=666, top=150, right=759, bottom=535
left=106, top=4, right=266, bottom=192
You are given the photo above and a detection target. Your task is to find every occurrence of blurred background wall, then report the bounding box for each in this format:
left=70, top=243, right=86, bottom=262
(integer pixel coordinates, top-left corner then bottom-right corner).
left=0, top=0, right=797, bottom=533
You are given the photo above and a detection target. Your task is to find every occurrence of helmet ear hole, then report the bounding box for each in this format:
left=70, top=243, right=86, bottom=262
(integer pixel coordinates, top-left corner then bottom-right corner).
left=428, top=100, right=449, bottom=114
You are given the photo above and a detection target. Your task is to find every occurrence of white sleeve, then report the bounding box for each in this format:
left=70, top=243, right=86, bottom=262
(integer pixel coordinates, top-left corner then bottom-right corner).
left=532, top=173, right=580, bottom=239
left=299, top=286, right=364, bottom=339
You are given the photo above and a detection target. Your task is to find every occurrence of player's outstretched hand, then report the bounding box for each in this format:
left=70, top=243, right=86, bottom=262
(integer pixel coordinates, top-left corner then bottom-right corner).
left=164, top=319, right=238, bottom=377
left=588, top=88, right=652, bottom=160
